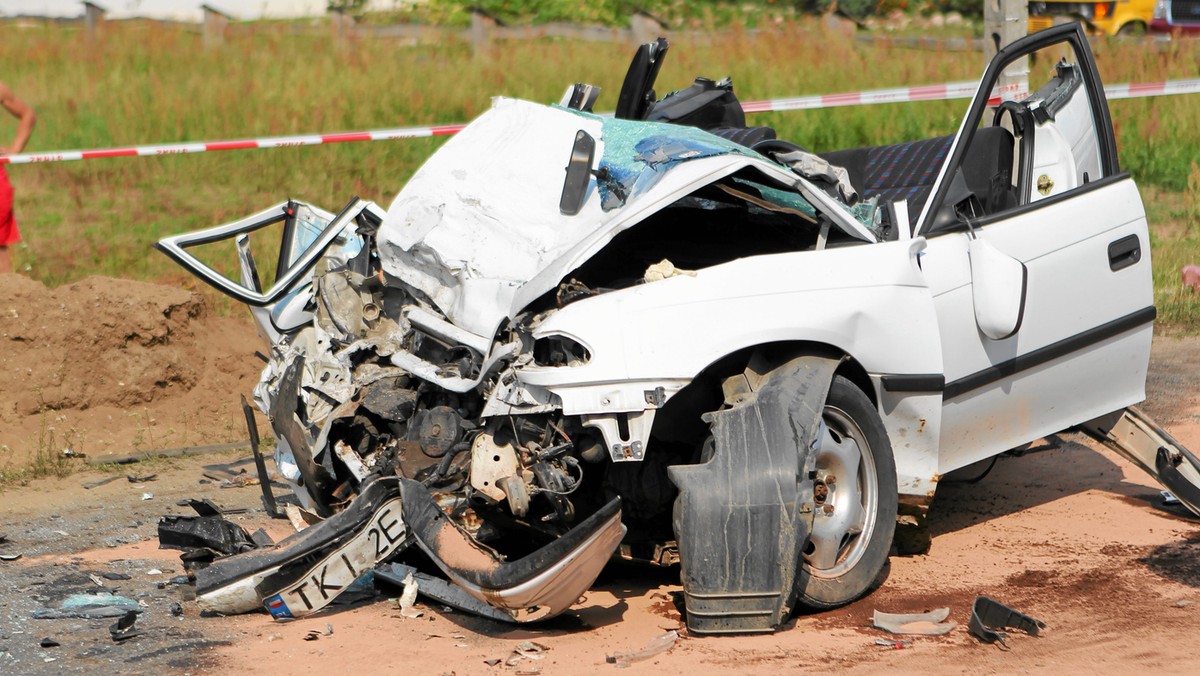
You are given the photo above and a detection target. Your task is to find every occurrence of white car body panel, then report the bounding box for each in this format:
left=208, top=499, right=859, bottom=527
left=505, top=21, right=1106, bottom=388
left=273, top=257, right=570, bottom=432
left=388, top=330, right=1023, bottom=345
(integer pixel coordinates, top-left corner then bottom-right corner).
left=926, top=178, right=1152, bottom=472
left=378, top=97, right=873, bottom=339
left=524, top=238, right=945, bottom=495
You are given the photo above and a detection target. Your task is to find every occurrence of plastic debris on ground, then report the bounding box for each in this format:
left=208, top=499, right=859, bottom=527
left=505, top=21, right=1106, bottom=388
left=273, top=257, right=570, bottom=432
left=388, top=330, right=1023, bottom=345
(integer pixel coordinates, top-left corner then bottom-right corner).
left=968, top=596, right=1045, bottom=648
left=872, top=608, right=957, bottom=636
left=109, top=610, right=142, bottom=642
left=375, top=563, right=517, bottom=624
left=397, top=572, right=423, bottom=619
left=605, top=630, right=679, bottom=667
left=39, top=638, right=60, bottom=648
left=874, top=638, right=913, bottom=649
left=505, top=641, right=549, bottom=669
left=82, top=476, right=122, bottom=489
left=33, top=593, right=142, bottom=620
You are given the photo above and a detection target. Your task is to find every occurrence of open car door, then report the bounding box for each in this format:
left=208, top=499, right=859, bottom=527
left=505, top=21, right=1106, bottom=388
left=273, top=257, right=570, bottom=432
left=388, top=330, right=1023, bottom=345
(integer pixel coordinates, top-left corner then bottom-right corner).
left=917, top=24, right=1155, bottom=474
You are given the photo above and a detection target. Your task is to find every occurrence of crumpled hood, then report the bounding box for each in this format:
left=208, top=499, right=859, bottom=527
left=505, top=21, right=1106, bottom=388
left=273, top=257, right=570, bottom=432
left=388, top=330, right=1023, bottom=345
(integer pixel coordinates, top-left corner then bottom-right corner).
left=378, top=97, right=829, bottom=338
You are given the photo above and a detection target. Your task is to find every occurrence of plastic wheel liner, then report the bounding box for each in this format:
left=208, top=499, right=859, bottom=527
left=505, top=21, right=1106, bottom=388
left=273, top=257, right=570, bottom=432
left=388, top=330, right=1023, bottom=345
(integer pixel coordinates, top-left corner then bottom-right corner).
left=668, top=355, right=837, bottom=634
left=195, top=476, right=624, bottom=621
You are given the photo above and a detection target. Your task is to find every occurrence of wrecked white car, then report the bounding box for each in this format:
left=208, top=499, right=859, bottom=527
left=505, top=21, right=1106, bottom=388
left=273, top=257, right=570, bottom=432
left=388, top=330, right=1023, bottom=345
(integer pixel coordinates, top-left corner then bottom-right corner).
left=157, top=25, right=1200, bottom=634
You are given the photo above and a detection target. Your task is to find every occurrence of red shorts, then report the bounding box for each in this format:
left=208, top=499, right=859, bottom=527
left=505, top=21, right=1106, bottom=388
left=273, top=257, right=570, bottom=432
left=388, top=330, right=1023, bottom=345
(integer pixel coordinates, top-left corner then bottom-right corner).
left=0, top=166, right=20, bottom=246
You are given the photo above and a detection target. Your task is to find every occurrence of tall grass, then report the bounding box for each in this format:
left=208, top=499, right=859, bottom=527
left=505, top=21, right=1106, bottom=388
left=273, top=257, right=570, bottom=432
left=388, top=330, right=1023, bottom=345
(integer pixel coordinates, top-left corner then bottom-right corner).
left=2, top=20, right=1198, bottom=322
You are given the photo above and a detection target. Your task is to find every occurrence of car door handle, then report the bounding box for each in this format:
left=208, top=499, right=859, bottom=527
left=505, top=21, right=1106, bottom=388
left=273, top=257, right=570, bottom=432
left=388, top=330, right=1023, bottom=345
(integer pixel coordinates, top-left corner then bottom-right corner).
left=1108, top=235, right=1141, bottom=271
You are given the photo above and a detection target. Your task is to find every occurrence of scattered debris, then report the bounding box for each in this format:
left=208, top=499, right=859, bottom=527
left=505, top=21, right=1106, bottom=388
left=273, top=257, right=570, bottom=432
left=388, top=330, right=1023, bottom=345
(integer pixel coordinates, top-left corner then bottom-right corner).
left=32, top=593, right=141, bottom=620
left=141, top=492, right=154, bottom=501
left=484, top=658, right=502, bottom=667
left=1162, top=490, right=1181, bottom=506
left=1173, top=599, right=1193, bottom=608
left=174, top=498, right=249, bottom=517
left=109, top=610, right=142, bottom=642
left=220, top=475, right=260, bottom=489
left=303, top=630, right=321, bottom=641
left=376, top=563, right=517, bottom=624
left=102, top=572, right=132, bottom=581
left=157, top=514, right=257, bottom=569
left=0, top=554, right=21, bottom=562
left=39, top=638, right=60, bottom=648
left=397, top=572, right=424, bottom=619
left=170, top=602, right=184, bottom=616
left=968, top=596, right=1046, bottom=648
left=872, top=608, right=957, bottom=636
left=88, top=574, right=107, bottom=587
left=61, top=449, right=86, bottom=460
left=51, top=530, right=69, bottom=537
left=242, top=394, right=283, bottom=519
left=874, top=638, right=912, bottom=649
left=323, top=624, right=334, bottom=636
left=249, top=528, right=275, bottom=548
left=284, top=504, right=319, bottom=532
left=127, top=474, right=158, bottom=483
left=505, top=641, right=549, bottom=668
left=146, top=569, right=163, bottom=576
left=643, top=258, right=697, bottom=283
left=605, top=630, right=678, bottom=667
left=82, top=476, right=123, bottom=490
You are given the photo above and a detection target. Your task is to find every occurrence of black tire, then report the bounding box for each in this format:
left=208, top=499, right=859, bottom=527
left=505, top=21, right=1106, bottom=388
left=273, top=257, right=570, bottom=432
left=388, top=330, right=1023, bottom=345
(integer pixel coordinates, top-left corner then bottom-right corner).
left=795, top=375, right=898, bottom=610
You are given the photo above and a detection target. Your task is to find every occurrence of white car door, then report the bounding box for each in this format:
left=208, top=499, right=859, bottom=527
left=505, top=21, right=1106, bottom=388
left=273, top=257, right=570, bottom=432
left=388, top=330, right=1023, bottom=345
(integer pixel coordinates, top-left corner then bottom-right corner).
left=916, top=25, right=1155, bottom=474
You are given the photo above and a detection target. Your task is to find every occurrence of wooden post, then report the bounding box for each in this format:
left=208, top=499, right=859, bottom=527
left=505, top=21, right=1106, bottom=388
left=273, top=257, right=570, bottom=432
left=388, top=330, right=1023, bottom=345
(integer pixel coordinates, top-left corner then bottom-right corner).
left=83, top=1, right=106, bottom=41
left=630, top=9, right=668, bottom=45
left=201, top=4, right=232, bottom=49
left=984, top=0, right=1029, bottom=99
left=470, top=7, right=501, bottom=55
left=330, top=8, right=356, bottom=44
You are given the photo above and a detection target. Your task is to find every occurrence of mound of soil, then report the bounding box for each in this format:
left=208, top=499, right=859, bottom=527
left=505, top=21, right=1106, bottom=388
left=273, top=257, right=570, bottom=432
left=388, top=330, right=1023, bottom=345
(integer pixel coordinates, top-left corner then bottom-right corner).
left=0, top=274, right=263, bottom=463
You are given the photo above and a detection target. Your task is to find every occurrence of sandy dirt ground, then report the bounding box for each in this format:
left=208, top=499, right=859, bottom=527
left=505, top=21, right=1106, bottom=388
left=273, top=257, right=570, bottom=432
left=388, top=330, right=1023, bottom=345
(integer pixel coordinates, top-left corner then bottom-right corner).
left=1, top=274, right=1198, bottom=674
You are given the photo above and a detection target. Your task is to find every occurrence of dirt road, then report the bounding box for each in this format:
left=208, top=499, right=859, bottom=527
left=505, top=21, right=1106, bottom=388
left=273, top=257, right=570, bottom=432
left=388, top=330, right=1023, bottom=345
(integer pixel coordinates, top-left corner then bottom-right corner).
left=1, top=275, right=1198, bottom=673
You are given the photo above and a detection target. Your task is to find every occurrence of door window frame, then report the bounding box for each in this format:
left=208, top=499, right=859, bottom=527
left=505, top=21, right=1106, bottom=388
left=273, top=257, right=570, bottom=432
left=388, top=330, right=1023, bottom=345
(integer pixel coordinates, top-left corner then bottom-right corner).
left=916, top=23, right=1121, bottom=237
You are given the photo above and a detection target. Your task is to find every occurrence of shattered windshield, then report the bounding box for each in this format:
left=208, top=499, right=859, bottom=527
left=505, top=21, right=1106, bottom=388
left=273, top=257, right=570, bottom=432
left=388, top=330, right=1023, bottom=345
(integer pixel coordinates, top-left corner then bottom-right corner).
left=565, top=107, right=873, bottom=230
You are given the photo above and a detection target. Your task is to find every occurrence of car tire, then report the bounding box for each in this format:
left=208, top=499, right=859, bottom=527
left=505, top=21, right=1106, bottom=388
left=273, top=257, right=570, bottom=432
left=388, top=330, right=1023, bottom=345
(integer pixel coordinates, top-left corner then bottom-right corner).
left=795, top=375, right=898, bottom=611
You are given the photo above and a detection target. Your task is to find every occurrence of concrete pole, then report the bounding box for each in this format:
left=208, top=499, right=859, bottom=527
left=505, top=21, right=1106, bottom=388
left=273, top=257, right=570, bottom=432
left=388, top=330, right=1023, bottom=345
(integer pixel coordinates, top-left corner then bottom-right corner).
left=984, top=0, right=1029, bottom=100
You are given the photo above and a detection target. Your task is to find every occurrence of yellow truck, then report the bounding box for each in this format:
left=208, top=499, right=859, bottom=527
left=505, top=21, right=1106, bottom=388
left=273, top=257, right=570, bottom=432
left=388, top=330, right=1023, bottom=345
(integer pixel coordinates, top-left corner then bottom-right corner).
left=1029, top=0, right=1156, bottom=34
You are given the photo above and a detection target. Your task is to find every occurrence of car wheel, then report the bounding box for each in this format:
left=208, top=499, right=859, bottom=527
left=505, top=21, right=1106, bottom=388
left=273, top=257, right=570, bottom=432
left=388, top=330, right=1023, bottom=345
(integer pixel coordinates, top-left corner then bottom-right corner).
left=796, top=375, right=898, bottom=610
left=1117, top=21, right=1147, bottom=37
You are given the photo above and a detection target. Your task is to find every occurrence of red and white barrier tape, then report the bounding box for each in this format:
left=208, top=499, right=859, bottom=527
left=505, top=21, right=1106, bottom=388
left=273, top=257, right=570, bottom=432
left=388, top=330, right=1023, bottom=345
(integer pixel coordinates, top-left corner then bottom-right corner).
left=3, top=78, right=1198, bottom=166
left=0, top=124, right=467, bottom=165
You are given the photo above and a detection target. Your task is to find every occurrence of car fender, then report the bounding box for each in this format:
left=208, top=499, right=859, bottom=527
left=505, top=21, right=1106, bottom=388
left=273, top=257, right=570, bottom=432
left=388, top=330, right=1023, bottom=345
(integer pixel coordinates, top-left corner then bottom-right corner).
left=522, top=238, right=944, bottom=498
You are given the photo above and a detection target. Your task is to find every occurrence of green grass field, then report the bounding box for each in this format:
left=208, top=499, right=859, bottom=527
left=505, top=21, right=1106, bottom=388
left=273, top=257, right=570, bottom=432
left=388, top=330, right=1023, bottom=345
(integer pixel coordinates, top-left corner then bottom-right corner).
left=3, top=19, right=1199, bottom=327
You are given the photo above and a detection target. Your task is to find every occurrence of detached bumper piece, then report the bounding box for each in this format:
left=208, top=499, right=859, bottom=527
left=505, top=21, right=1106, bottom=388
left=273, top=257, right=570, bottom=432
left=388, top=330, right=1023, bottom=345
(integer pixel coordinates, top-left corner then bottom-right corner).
left=402, top=482, right=625, bottom=621
left=196, top=477, right=409, bottom=617
left=668, top=356, right=835, bottom=634
left=968, top=596, right=1045, bottom=648
left=192, top=476, right=624, bottom=623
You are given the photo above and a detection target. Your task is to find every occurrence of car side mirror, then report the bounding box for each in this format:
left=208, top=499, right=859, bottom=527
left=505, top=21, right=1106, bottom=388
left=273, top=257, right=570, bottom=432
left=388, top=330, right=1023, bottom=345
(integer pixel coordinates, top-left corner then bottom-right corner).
left=559, top=130, right=597, bottom=216
left=969, top=236, right=1028, bottom=340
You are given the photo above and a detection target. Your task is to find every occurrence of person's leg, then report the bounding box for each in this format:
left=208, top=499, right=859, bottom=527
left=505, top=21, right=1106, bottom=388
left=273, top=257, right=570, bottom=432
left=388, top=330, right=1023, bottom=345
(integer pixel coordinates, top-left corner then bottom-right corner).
left=0, top=244, right=10, bottom=273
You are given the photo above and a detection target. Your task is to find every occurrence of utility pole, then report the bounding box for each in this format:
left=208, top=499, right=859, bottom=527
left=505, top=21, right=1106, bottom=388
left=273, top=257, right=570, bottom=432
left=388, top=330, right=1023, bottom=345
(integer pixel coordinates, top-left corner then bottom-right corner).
left=983, top=0, right=1029, bottom=100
